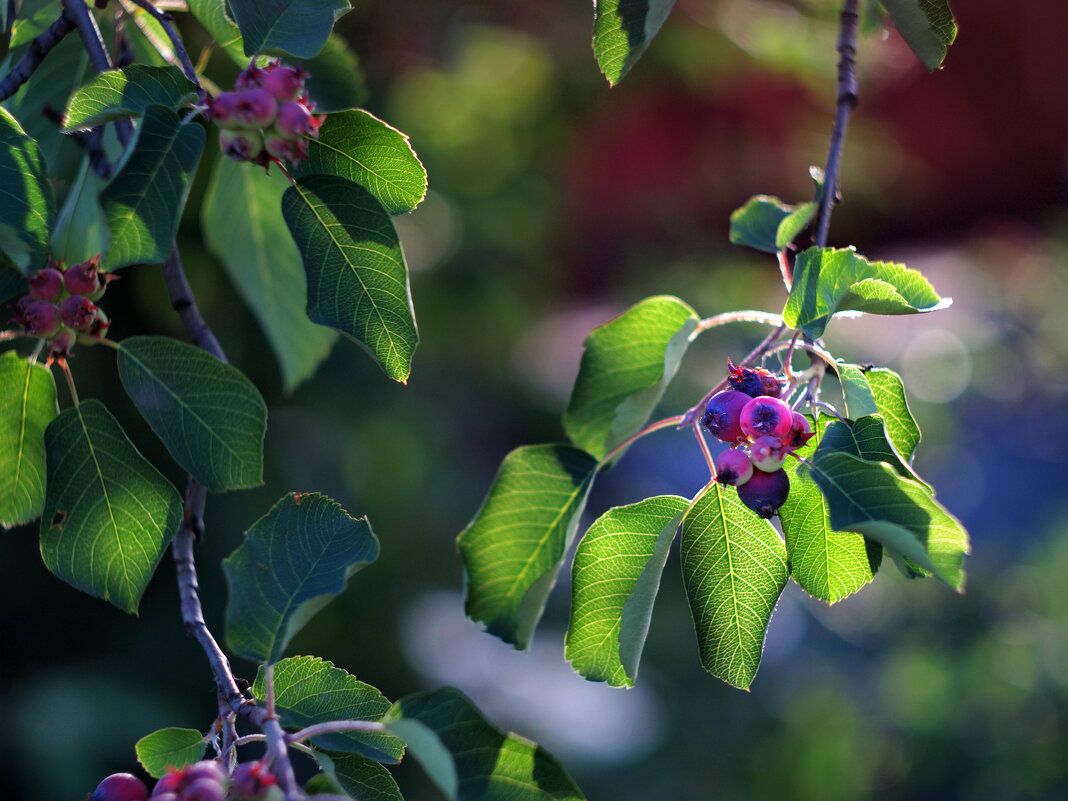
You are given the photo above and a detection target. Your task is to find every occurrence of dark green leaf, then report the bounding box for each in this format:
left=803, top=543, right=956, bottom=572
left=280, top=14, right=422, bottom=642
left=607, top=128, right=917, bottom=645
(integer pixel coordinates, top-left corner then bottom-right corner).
left=50, top=155, right=110, bottom=264
left=314, top=751, right=402, bottom=801
left=383, top=688, right=586, bottom=801
left=565, top=496, right=688, bottom=687
left=116, top=336, right=267, bottom=492
left=783, top=246, right=951, bottom=338
left=228, top=0, right=350, bottom=59
left=779, top=416, right=881, bottom=603
left=563, top=295, right=697, bottom=461
left=135, top=728, right=206, bottom=778
left=809, top=452, right=969, bottom=590
left=100, top=105, right=205, bottom=270
left=303, top=34, right=369, bottom=113
left=680, top=483, right=787, bottom=689
left=728, top=195, right=816, bottom=254
left=458, top=445, right=597, bottom=649
left=880, top=0, right=957, bottom=71
left=816, top=414, right=928, bottom=488
left=835, top=360, right=878, bottom=419
left=63, top=66, right=197, bottom=131
left=0, top=107, right=54, bottom=272
left=0, top=351, right=55, bottom=528
left=592, top=0, right=676, bottom=87
left=40, top=400, right=182, bottom=613
left=294, top=109, right=427, bottom=215
left=282, top=174, right=418, bottom=382
left=201, top=154, right=336, bottom=391
left=251, top=656, right=404, bottom=763
left=186, top=0, right=246, bottom=64
left=223, top=492, right=379, bottom=664
left=865, top=367, right=920, bottom=460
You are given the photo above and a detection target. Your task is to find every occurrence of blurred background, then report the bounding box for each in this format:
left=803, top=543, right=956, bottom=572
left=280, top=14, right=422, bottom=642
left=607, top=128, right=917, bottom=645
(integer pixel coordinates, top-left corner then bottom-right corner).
left=2, top=0, right=1068, bottom=798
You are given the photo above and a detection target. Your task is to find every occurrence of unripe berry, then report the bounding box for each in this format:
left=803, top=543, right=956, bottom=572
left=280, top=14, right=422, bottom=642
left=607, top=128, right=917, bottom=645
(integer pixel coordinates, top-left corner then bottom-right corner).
left=736, top=467, right=790, bottom=518
left=701, top=390, right=750, bottom=443
left=739, top=395, right=793, bottom=440
left=231, top=761, right=278, bottom=799
left=783, top=412, right=814, bottom=451
left=64, top=257, right=101, bottom=297
left=727, top=358, right=783, bottom=398
left=220, top=129, right=265, bottom=161
left=182, top=778, right=226, bottom=801
left=90, top=773, right=148, bottom=801
left=715, top=449, right=753, bottom=487
left=59, top=295, right=98, bottom=331
left=233, top=88, right=278, bottom=129
left=28, top=267, right=64, bottom=300
left=264, top=134, right=307, bottom=163
left=274, top=102, right=319, bottom=139
left=207, top=91, right=242, bottom=129
left=22, top=300, right=61, bottom=337
left=749, top=435, right=786, bottom=472
left=261, top=64, right=306, bottom=102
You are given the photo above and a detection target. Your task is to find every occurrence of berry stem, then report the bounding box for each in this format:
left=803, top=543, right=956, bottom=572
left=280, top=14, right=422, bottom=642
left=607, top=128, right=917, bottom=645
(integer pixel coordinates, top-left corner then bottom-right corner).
left=55, top=356, right=80, bottom=405
left=598, top=414, right=686, bottom=468
left=777, top=250, right=792, bottom=291
left=764, top=339, right=836, bottom=366
left=810, top=400, right=846, bottom=422
left=287, top=719, right=389, bottom=745
left=690, top=310, right=783, bottom=340
left=692, top=418, right=716, bottom=479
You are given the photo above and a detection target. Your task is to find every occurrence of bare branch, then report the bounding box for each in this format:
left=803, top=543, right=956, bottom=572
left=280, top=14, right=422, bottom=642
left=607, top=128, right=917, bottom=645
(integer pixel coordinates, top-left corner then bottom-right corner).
left=123, top=0, right=202, bottom=88
left=160, top=247, right=226, bottom=362
left=0, top=13, right=75, bottom=103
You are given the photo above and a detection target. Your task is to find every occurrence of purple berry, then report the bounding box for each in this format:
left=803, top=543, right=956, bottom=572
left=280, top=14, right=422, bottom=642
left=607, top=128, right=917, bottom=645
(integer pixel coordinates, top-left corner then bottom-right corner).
left=182, top=778, right=226, bottom=801
left=231, top=761, right=277, bottom=798
left=91, top=773, right=148, bottom=801
left=150, top=770, right=184, bottom=797
left=22, top=300, right=60, bottom=337
left=207, top=92, right=242, bottom=129
left=29, top=267, right=64, bottom=300
left=233, top=88, right=278, bottom=129
left=264, top=134, right=307, bottom=163
left=219, top=129, right=265, bottom=161
left=59, top=295, right=97, bottom=331
left=235, top=63, right=265, bottom=90
left=64, top=258, right=101, bottom=297
left=274, top=102, right=318, bottom=139
left=739, top=395, right=793, bottom=440
left=183, top=761, right=227, bottom=786
left=261, top=64, right=306, bottom=102
left=783, top=412, right=814, bottom=451
left=736, top=468, right=790, bottom=518
left=715, top=449, right=753, bottom=487
left=727, top=358, right=783, bottom=398
left=701, top=390, right=750, bottom=443
left=749, top=435, right=786, bottom=471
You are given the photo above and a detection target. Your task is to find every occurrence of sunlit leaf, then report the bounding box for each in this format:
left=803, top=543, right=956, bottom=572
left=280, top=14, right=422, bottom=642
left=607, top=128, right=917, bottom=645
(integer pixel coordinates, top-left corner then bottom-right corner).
left=592, top=0, right=676, bottom=87
left=135, top=728, right=206, bottom=778
left=63, top=66, right=197, bottom=131
left=0, top=107, right=54, bottom=272
left=816, top=414, right=928, bottom=488
left=729, top=195, right=816, bottom=254
left=50, top=155, right=109, bottom=264
left=0, top=351, right=55, bottom=528
left=186, top=0, right=246, bottom=64
left=865, top=367, right=920, bottom=460
left=313, top=750, right=402, bottom=801
left=881, top=0, right=957, bottom=71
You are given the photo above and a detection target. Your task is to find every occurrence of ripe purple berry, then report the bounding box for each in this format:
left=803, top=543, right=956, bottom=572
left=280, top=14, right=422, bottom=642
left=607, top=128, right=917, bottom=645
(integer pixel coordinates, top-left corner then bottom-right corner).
left=235, top=63, right=265, bottom=90
left=64, top=257, right=101, bottom=297
left=233, top=88, right=278, bottom=129
left=59, top=295, right=97, bottom=331
left=274, top=101, right=318, bottom=139
left=783, top=412, right=814, bottom=451
left=91, top=773, right=148, bottom=801
left=749, top=435, right=786, bottom=471
left=22, top=300, right=61, bottom=337
left=220, top=129, right=265, bottom=161
left=207, top=91, right=242, bottom=129
left=736, top=467, right=790, bottom=518
left=231, top=761, right=277, bottom=798
left=739, top=395, right=793, bottom=440
left=715, top=448, right=753, bottom=487
left=261, top=64, right=306, bottom=102
left=150, top=770, right=183, bottom=797
left=28, top=266, right=64, bottom=300
left=701, top=390, right=750, bottom=443
left=727, top=358, right=783, bottom=398
left=182, top=778, right=226, bottom=801
left=183, top=761, right=227, bottom=786
left=264, top=133, right=307, bottom=163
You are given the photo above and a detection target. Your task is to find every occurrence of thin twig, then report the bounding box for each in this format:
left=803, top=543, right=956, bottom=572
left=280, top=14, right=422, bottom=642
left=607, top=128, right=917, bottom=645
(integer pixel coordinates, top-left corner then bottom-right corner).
left=692, top=419, right=716, bottom=478
left=690, top=310, right=783, bottom=340
left=0, top=13, right=75, bottom=103
left=56, top=356, right=80, bottom=405
left=810, top=400, right=846, bottom=421
left=813, top=0, right=860, bottom=249
left=123, top=0, right=201, bottom=87
left=161, top=247, right=226, bottom=362
left=287, top=719, right=388, bottom=745
left=598, top=414, right=685, bottom=468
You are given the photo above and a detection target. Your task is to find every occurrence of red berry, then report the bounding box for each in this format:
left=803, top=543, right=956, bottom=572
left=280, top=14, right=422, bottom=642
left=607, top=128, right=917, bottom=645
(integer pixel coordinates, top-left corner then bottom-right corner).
left=182, top=778, right=226, bottom=801
left=91, top=773, right=148, bottom=801
left=749, top=435, right=786, bottom=471
left=220, top=129, right=265, bottom=161
left=264, top=134, right=307, bottom=163
left=208, top=92, right=242, bottom=129
left=235, top=63, right=265, bottom=90
left=261, top=64, right=306, bottom=102
left=727, top=358, right=783, bottom=398
left=274, top=102, right=319, bottom=139
left=231, top=761, right=277, bottom=798
left=64, top=257, right=101, bottom=297
left=22, top=300, right=61, bottom=337
left=784, top=412, right=814, bottom=451
left=183, top=761, right=227, bottom=786
left=59, top=295, right=97, bottom=331
left=715, top=449, right=753, bottom=487
left=736, top=467, right=790, bottom=518
left=233, top=88, right=278, bottom=129
left=739, top=395, right=793, bottom=440
left=150, top=769, right=184, bottom=796
left=29, top=267, right=64, bottom=300
left=701, top=390, right=750, bottom=443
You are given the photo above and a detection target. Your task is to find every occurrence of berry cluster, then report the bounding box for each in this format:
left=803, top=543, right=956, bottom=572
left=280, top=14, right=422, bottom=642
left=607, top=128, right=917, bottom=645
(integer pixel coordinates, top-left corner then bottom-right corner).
left=88, top=760, right=279, bottom=801
left=207, top=61, right=322, bottom=166
left=701, top=361, right=813, bottom=518
left=9, top=256, right=112, bottom=356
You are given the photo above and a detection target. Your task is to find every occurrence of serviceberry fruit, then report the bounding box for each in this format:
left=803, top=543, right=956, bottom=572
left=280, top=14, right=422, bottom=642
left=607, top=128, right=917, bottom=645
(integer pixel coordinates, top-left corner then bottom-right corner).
left=715, top=448, right=753, bottom=486
left=219, top=129, right=265, bottom=161
left=275, top=101, right=318, bottom=139
left=235, top=63, right=265, bottom=91
left=261, top=64, right=306, bottom=102
left=90, top=773, right=148, bottom=801
left=183, top=761, right=227, bottom=786
left=48, top=326, right=77, bottom=356
left=264, top=134, right=307, bottom=163
left=150, top=769, right=183, bottom=796
left=64, top=257, right=101, bottom=297
left=28, top=266, right=64, bottom=300
left=749, top=435, right=786, bottom=472
left=739, top=395, right=793, bottom=440
left=736, top=467, right=790, bottom=518
left=182, top=778, right=226, bottom=801
left=727, top=358, right=783, bottom=398
left=22, top=299, right=61, bottom=337
left=59, top=295, right=98, bottom=330
left=701, top=390, right=751, bottom=443
left=784, top=412, right=814, bottom=451
left=233, top=88, right=278, bottom=129
left=231, top=761, right=277, bottom=799
left=208, top=92, right=242, bottom=128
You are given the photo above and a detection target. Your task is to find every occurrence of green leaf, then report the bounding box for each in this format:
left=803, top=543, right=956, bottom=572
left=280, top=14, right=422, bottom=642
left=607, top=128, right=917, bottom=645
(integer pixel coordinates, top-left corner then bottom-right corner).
left=116, top=336, right=267, bottom=493
left=186, top=0, right=247, bottom=64
left=0, top=351, right=56, bottom=528
left=39, top=400, right=182, bottom=613
left=880, top=0, right=957, bottom=71
left=62, top=66, right=197, bottom=131
left=783, top=246, right=951, bottom=338
left=100, top=105, right=205, bottom=270
left=223, top=492, right=379, bottom=664
left=779, top=416, right=881, bottom=603
left=228, top=0, right=350, bottom=59
left=0, top=107, right=54, bottom=272
left=680, top=483, right=788, bottom=689
left=251, top=656, right=404, bottom=763
left=201, top=154, right=336, bottom=391
left=865, top=367, right=920, bottom=460
left=281, top=174, right=418, bottom=383
left=592, top=0, right=677, bottom=87
left=816, top=414, right=928, bottom=488
left=563, top=295, right=697, bottom=461
left=809, top=452, right=969, bottom=590
left=50, top=155, right=110, bottom=264
left=382, top=688, right=586, bottom=801
left=302, top=34, right=369, bottom=113
left=314, top=750, right=402, bottom=801
left=135, top=728, right=206, bottom=778
left=458, top=444, right=597, bottom=649
left=293, top=109, right=427, bottom=215
left=728, top=195, right=816, bottom=254
left=835, top=360, right=879, bottom=419
left=565, top=495, right=688, bottom=687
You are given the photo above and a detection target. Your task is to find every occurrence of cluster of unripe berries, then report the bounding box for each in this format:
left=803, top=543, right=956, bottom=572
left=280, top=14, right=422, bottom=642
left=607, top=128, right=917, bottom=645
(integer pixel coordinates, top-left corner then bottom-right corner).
left=88, top=760, right=279, bottom=801
left=10, top=256, right=111, bottom=356
left=702, top=360, right=813, bottom=518
left=207, top=61, right=322, bottom=166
